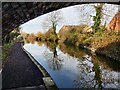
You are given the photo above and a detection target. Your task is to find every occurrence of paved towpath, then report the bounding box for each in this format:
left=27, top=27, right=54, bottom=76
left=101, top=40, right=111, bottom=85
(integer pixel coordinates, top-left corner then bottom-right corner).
left=2, top=42, right=46, bottom=90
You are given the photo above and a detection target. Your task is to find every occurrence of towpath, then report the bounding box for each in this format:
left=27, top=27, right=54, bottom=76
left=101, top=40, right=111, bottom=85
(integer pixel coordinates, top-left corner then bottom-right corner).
left=2, top=42, right=46, bottom=90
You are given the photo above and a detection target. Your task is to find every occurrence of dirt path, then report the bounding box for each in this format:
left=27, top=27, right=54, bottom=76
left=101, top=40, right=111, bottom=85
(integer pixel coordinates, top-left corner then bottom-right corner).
left=2, top=42, right=46, bottom=90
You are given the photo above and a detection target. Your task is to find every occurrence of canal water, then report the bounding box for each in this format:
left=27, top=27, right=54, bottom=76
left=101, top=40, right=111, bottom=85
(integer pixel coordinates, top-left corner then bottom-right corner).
left=23, top=42, right=119, bottom=89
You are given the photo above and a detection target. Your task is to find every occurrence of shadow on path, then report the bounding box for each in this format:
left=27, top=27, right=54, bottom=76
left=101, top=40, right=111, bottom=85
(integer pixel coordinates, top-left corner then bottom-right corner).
left=2, top=42, right=45, bottom=90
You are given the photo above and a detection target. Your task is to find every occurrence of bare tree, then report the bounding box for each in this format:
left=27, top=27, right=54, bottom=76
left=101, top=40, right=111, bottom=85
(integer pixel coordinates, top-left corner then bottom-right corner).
left=75, top=4, right=95, bottom=26
left=42, top=11, right=62, bottom=34
left=101, top=4, right=119, bottom=25
left=75, top=3, right=118, bottom=28
left=44, top=43, right=63, bottom=71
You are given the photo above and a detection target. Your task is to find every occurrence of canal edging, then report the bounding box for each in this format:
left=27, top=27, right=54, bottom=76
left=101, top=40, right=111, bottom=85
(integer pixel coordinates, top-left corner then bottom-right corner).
left=77, top=43, right=120, bottom=62
left=21, top=43, right=58, bottom=90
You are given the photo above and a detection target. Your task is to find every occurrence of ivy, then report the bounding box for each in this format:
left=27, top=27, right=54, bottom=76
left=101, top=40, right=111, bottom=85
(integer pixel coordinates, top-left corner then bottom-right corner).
left=92, top=4, right=104, bottom=33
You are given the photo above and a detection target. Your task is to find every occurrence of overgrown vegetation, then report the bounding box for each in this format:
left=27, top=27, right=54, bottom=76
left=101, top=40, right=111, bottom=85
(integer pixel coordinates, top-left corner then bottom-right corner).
left=2, top=27, right=21, bottom=63
left=1, top=43, right=13, bottom=59
left=44, top=28, right=58, bottom=42
left=60, top=26, right=120, bottom=60
left=3, top=27, right=21, bottom=44
left=92, top=3, right=104, bottom=32
left=23, top=28, right=58, bottom=43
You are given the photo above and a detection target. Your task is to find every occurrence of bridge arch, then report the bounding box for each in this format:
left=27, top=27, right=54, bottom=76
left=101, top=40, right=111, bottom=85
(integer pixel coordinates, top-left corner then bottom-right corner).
left=2, top=2, right=119, bottom=38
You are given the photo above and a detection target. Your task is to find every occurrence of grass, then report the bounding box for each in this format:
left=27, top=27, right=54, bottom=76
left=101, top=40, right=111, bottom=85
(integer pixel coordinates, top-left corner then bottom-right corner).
left=1, top=43, right=13, bottom=61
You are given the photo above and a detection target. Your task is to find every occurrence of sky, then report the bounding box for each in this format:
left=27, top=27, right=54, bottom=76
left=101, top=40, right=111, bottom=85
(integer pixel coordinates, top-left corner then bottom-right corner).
left=20, top=3, right=118, bottom=34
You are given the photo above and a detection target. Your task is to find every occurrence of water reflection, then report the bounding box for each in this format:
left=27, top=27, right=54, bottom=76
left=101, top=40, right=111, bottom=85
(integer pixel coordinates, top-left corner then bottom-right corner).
left=23, top=41, right=119, bottom=89
left=44, top=42, right=63, bottom=71
left=71, top=54, right=102, bottom=88
left=59, top=43, right=86, bottom=59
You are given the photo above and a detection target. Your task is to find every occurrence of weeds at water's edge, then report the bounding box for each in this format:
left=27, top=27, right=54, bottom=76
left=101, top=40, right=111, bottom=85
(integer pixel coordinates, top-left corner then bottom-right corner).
left=1, top=43, right=13, bottom=68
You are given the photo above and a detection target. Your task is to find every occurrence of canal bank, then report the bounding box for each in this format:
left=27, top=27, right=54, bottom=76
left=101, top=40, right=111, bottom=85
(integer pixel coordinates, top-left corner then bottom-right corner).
left=78, top=44, right=120, bottom=62
left=62, top=30, right=120, bottom=62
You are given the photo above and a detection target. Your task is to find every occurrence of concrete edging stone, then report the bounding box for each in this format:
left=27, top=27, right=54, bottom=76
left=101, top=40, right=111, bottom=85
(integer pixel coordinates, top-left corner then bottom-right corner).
left=21, top=43, right=58, bottom=90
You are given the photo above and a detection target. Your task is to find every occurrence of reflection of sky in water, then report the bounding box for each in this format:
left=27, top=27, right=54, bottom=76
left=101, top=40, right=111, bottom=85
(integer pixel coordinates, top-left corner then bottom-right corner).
left=23, top=43, right=119, bottom=88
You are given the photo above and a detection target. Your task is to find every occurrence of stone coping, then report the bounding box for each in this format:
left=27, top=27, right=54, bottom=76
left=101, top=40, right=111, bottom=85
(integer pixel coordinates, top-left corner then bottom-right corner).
left=21, top=43, right=58, bottom=90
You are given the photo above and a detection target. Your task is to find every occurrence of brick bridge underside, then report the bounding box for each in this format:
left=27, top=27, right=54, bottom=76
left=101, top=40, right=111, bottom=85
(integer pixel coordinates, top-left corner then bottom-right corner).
left=2, top=2, right=119, bottom=38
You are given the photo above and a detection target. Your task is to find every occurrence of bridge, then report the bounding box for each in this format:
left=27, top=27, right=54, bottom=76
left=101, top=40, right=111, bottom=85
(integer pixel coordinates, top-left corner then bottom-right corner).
left=2, top=2, right=119, bottom=38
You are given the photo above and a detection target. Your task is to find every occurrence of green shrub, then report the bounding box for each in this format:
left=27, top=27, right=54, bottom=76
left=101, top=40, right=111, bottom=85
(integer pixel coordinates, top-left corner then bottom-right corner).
left=83, top=37, right=93, bottom=45
left=2, top=43, right=13, bottom=60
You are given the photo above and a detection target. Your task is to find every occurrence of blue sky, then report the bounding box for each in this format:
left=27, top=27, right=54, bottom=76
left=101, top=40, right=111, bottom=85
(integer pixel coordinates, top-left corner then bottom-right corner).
left=20, top=4, right=118, bottom=34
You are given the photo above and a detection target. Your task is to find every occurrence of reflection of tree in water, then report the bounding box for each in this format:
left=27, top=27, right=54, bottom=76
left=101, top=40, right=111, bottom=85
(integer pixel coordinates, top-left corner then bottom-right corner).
left=92, top=55, right=119, bottom=88
left=59, top=43, right=103, bottom=88
left=37, top=41, right=43, bottom=46
left=59, top=43, right=86, bottom=59
left=44, top=42, right=63, bottom=71
left=93, top=63, right=102, bottom=89
left=74, top=55, right=102, bottom=89
left=74, top=54, right=119, bottom=89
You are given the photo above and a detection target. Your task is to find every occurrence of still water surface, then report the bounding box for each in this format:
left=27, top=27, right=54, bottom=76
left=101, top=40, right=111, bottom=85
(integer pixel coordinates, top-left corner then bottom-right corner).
left=23, top=42, right=119, bottom=89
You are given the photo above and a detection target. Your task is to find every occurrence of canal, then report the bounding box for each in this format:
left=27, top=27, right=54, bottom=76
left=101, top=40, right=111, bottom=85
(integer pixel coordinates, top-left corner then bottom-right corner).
left=23, top=41, right=120, bottom=89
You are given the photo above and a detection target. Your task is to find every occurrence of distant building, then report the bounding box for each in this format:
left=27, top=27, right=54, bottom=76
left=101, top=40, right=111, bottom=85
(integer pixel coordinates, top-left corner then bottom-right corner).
left=107, top=11, right=120, bottom=32
left=59, top=25, right=93, bottom=35
left=58, top=25, right=93, bottom=42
